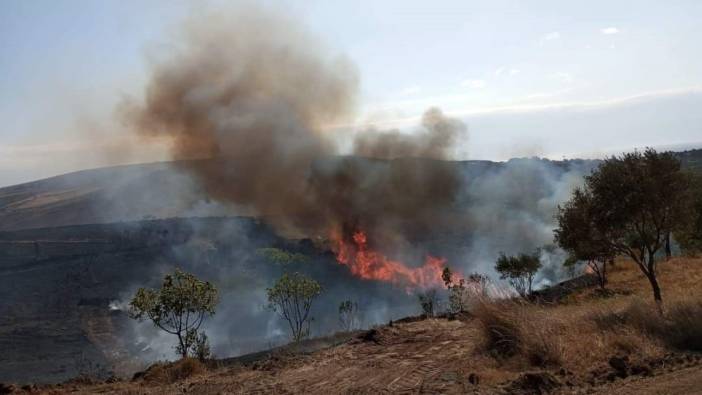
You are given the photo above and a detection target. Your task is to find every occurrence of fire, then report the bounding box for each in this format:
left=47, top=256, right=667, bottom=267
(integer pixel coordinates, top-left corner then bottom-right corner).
left=332, top=229, right=448, bottom=291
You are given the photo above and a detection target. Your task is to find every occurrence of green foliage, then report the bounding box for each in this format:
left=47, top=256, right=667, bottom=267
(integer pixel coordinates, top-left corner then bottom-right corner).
left=257, top=248, right=310, bottom=265
left=495, top=251, right=542, bottom=297
left=338, top=300, right=361, bottom=331
left=417, top=289, right=438, bottom=317
left=129, top=269, right=219, bottom=358
left=556, top=148, right=693, bottom=306
left=675, top=172, right=702, bottom=254
left=554, top=190, right=612, bottom=289
left=267, top=272, right=322, bottom=342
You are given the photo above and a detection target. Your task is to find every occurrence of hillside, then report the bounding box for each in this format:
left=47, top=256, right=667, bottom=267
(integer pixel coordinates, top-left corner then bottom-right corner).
left=25, top=257, right=702, bottom=394
left=1, top=150, right=700, bottom=233
left=0, top=161, right=226, bottom=232
left=0, top=157, right=578, bottom=232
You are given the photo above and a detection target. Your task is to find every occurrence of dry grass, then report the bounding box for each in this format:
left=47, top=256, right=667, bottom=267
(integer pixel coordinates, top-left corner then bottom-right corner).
left=593, top=297, right=702, bottom=352
left=473, top=299, right=566, bottom=367
left=139, top=358, right=206, bottom=384
left=473, top=257, right=702, bottom=374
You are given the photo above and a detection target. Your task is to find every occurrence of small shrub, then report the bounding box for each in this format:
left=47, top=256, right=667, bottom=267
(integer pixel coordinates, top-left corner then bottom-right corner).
left=473, top=299, right=523, bottom=358
left=141, top=358, right=205, bottom=384
left=523, top=323, right=565, bottom=367
left=339, top=300, right=361, bottom=331
left=417, top=289, right=438, bottom=317
left=663, top=300, right=702, bottom=351
left=608, top=331, right=644, bottom=355
left=591, top=298, right=702, bottom=352
left=474, top=299, right=564, bottom=367
left=194, top=332, right=211, bottom=362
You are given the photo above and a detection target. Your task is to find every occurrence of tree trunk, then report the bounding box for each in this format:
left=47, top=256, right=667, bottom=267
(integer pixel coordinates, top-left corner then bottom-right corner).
left=646, top=271, right=663, bottom=314
left=665, top=233, right=672, bottom=260
left=178, top=334, right=188, bottom=358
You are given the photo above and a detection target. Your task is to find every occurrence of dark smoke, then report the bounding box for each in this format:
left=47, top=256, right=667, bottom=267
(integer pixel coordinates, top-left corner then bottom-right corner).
left=121, top=7, right=467, bottom=250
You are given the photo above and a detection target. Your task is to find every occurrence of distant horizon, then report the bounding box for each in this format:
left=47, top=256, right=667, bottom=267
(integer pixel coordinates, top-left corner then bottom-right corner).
left=2, top=141, right=700, bottom=189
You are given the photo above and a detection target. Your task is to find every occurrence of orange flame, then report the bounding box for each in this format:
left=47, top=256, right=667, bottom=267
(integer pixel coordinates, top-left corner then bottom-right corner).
left=332, top=229, right=448, bottom=291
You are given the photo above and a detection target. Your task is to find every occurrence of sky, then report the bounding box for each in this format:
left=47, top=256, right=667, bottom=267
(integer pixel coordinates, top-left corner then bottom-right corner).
left=1, top=0, right=702, bottom=186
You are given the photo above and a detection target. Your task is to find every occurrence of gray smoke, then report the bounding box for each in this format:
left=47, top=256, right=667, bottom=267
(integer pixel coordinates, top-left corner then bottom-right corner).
left=120, top=6, right=466, bottom=250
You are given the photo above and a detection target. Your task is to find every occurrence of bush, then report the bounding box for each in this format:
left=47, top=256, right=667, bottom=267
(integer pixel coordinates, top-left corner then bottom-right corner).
left=592, top=298, right=702, bottom=352
left=473, top=299, right=564, bottom=367
left=417, top=289, right=438, bottom=317
left=663, top=300, right=702, bottom=351
left=139, top=358, right=206, bottom=384
left=194, top=332, right=211, bottom=362
left=473, top=299, right=522, bottom=357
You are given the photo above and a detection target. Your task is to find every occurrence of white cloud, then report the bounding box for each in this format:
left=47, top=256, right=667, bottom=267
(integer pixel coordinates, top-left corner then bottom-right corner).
left=601, top=27, right=620, bottom=35
left=494, top=67, right=506, bottom=76
left=509, top=68, right=520, bottom=76
left=461, top=79, right=486, bottom=89
left=399, top=85, right=421, bottom=96
left=553, top=72, right=573, bottom=84
left=540, top=31, right=560, bottom=45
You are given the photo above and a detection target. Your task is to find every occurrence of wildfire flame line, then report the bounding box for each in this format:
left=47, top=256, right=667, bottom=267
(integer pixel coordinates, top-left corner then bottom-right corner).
left=332, top=229, right=449, bottom=291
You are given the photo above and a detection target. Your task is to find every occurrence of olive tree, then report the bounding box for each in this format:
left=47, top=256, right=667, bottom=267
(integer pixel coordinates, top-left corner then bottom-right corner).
left=555, top=189, right=615, bottom=289
left=495, top=251, right=542, bottom=297
left=675, top=172, right=702, bottom=254
left=556, top=149, right=692, bottom=310
left=267, top=272, right=322, bottom=342
left=129, top=269, right=219, bottom=358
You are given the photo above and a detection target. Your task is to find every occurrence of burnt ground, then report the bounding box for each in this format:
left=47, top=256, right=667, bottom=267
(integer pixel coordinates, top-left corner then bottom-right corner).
left=0, top=216, right=426, bottom=385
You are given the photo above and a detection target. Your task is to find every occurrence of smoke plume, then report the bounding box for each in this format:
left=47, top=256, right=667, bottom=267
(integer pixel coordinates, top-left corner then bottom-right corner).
left=121, top=6, right=467, bottom=252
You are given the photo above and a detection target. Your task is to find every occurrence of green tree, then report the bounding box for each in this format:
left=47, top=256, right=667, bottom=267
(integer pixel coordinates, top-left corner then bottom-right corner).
left=675, top=172, right=702, bottom=254
left=495, top=251, right=542, bottom=297
left=267, top=272, right=322, bottom=342
left=557, top=149, right=692, bottom=310
left=257, top=247, right=310, bottom=265
left=129, top=269, right=219, bottom=358
left=554, top=189, right=615, bottom=289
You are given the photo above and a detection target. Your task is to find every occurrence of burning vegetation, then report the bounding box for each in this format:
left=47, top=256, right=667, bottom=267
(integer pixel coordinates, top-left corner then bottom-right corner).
left=332, top=228, right=449, bottom=291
